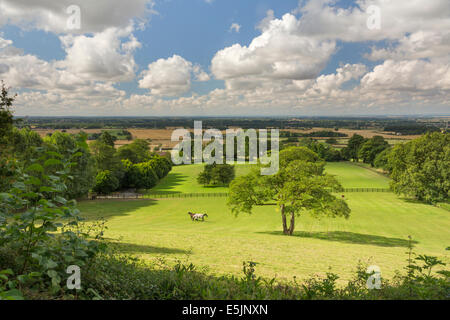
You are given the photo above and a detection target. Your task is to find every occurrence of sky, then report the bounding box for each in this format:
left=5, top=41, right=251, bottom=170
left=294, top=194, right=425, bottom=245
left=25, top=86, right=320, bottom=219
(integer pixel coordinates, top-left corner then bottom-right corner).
left=0, top=0, right=449, bottom=116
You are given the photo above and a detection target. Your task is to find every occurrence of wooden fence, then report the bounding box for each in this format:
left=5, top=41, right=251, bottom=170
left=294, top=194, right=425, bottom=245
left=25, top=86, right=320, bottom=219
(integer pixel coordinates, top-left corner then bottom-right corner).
left=94, top=188, right=391, bottom=200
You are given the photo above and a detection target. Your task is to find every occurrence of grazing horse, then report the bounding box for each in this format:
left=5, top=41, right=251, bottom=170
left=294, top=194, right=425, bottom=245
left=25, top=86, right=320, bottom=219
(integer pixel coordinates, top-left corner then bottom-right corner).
left=187, top=212, right=208, bottom=221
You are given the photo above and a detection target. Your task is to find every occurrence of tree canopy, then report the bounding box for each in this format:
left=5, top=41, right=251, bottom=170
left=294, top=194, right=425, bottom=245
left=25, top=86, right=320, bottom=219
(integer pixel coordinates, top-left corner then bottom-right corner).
left=387, top=132, right=449, bottom=203
left=197, top=163, right=235, bottom=186
left=228, top=146, right=350, bottom=235
left=358, top=136, right=389, bottom=166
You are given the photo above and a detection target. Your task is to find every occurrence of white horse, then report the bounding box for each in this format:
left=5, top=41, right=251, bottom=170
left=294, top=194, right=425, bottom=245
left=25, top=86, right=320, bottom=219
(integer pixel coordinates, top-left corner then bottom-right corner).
left=188, top=212, right=208, bottom=221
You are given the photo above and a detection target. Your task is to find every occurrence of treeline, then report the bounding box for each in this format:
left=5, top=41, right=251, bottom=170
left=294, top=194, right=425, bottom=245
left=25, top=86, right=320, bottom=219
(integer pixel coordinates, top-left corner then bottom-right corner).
left=0, top=87, right=171, bottom=198
left=280, top=130, right=348, bottom=138
left=20, top=116, right=448, bottom=131
left=384, top=124, right=442, bottom=135
left=340, top=132, right=449, bottom=203
left=87, top=130, right=133, bottom=141
left=281, top=131, right=449, bottom=204
left=89, top=132, right=172, bottom=195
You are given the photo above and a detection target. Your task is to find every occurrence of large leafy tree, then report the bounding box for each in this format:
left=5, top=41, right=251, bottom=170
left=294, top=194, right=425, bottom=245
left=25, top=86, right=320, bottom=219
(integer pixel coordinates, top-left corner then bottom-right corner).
left=358, top=135, right=389, bottom=166
left=11, top=127, right=43, bottom=165
left=0, top=82, right=17, bottom=191
left=98, top=131, right=116, bottom=147
left=44, top=131, right=96, bottom=199
left=388, top=132, right=449, bottom=203
left=198, top=163, right=235, bottom=186
left=228, top=147, right=350, bottom=235
left=117, top=139, right=152, bottom=164
left=342, top=134, right=366, bottom=162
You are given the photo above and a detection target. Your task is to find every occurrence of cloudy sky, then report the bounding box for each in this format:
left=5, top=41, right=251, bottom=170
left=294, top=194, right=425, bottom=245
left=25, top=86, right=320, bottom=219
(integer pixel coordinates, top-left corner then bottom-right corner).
left=0, top=0, right=449, bottom=116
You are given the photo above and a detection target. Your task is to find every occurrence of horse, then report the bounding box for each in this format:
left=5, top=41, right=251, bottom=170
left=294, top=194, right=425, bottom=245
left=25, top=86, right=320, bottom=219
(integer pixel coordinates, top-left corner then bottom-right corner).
left=187, top=212, right=196, bottom=221
left=195, top=213, right=208, bottom=221
left=187, top=212, right=208, bottom=221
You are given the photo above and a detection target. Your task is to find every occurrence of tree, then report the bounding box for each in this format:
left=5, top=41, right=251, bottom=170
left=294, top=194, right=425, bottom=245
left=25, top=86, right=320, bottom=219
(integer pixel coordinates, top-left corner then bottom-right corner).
left=0, top=82, right=17, bottom=191
left=135, top=161, right=159, bottom=189
left=11, top=127, right=43, bottom=164
left=325, top=138, right=338, bottom=145
left=93, top=170, right=120, bottom=194
left=197, top=163, right=235, bottom=186
left=99, top=131, right=116, bottom=147
left=90, top=140, right=123, bottom=173
left=387, top=132, right=449, bottom=203
left=228, top=147, right=350, bottom=235
left=358, top=136, right=389, bottom=166
left=373, top=147, right=392, bottom=171
left=45, top=131, right=96, bottom=198
left=343, top=134, right=366, bottom=162
left=0, top=81, right=15, bottom=150
left=117, top=139, right=151, bottom=164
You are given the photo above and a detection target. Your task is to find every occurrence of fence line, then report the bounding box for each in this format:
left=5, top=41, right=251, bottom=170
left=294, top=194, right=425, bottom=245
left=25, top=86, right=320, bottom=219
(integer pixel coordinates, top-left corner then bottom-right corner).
left=94, top=188, right=391, bottom=200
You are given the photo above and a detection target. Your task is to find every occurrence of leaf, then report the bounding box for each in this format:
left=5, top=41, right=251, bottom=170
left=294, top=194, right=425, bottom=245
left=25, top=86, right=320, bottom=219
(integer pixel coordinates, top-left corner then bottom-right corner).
left=54, top=196, right=67, bottom=205
left=0, top=269, right=14, bottom=275
left=26, top=163, right=44, bottom=173
left=25, top=176, right=41, bottom=186
left=47, top=270, right=58, bottom=279
left=44, top=159, right=63, bottom=167
left=45, top=151, right=63, bottom=159
left=43, top=259, right=58, bottom=270
left=3, top=289, right=24, bottom=300
left=40, top=186, right=58, bottom=193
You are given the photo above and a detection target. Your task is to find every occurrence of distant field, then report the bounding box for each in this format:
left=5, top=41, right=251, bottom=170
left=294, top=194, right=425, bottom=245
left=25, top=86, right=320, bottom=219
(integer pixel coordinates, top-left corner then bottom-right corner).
left=79, top=162, right=449, bottom=282
left=149, top=164, right=255, bottom=194
left=32, top=127, right=419, bottom=151
left=149, top=161, right=390, bottom=194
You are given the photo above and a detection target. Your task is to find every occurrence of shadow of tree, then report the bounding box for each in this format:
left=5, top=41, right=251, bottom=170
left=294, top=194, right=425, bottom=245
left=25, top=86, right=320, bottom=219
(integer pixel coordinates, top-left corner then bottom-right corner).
left=260, top=231, right=418, bottom=247
left=108, top=241, right=190, bottom=255
left=149, top=172, right=185, bottom=194
left=79, top=199, right=157, bottom=221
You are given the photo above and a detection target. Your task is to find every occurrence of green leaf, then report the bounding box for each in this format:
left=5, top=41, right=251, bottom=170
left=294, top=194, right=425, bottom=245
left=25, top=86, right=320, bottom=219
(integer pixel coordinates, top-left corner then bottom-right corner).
left=40, top=186, right=57, bottom=193
left=25, top=176, right=41, bottom=186
left=26, top=163, right=44, bottom=173
left=2, top=289, right=24, bottom=300
left=44, top=159, right=63, bottom=167
left=47, top=270, right=58, bottom=279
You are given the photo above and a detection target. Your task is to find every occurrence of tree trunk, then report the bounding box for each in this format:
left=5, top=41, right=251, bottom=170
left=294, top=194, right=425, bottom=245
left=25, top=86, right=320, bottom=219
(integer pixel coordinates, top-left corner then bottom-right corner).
left=288, top=212, right=295, bottom=236
left=280, top=205, right=289, bottom=235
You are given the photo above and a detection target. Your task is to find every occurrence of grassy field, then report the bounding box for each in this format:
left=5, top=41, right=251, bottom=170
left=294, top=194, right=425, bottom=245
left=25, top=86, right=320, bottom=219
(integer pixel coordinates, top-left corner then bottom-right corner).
left=325, top=162, right=390, bottom=188
left=149, top=164, right=256, bottom=194
left=79, top=162, right=449, bottom=282
left=149, top=161, right=390, bottom=194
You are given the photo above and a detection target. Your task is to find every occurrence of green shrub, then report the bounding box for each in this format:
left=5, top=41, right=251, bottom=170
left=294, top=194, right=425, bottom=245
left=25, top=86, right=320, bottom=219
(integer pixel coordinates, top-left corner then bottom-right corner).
left=0, top=148, right=106, bottom=299
left=93, top=170, right=120, bottom=194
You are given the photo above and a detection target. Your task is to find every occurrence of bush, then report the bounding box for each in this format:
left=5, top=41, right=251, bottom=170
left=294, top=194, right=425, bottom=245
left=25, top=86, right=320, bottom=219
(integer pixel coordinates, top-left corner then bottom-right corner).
left=134, top=162, right=159, bottom=189
left=0, top=148, right=106, bottom=299
left=93, top=170, right=120, bottom=194
left=197, top=163, right=235, bottom=186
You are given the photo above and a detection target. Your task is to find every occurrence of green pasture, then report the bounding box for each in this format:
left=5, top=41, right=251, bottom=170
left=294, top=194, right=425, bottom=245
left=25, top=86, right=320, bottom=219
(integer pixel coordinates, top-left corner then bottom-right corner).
left=149, top=161, right=390, bottom=194
left=149, top=164, right=255, bottom=194
left=79, top=162, right=449, bottom=282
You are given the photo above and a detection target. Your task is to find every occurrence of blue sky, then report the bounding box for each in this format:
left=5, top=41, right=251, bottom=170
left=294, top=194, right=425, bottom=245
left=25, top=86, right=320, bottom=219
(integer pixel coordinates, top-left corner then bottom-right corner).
left=0, top=0, right=448, bottom=116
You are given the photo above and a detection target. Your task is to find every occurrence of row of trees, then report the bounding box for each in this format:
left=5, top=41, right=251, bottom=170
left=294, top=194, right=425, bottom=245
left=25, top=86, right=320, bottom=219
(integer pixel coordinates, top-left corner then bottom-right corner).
left=90, top=132, right=172, bottom=194
left=282, top=134, right=391, bottom=165
left=0, top=84, right=172, bottom=197
left=341, top=134, right=390, bottom=166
